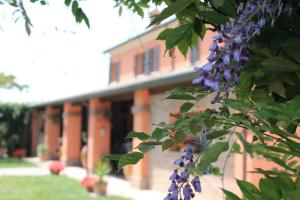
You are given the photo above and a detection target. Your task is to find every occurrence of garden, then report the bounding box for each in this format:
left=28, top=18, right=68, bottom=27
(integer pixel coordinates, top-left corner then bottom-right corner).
left=0, top=0, right=300, bottom=200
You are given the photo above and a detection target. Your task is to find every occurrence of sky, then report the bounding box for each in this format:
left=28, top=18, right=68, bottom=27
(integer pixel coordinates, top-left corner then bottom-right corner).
left=0, top=0, right=152, bottom=104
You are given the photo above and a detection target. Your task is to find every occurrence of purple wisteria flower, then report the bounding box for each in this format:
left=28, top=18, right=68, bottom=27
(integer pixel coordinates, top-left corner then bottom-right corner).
left=192, top=0, right=290, bottom=101
left=164, top=144, right=201, bottom=200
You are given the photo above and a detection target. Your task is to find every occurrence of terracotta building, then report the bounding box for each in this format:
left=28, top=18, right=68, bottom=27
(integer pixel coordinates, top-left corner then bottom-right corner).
left=31, top=20, right=259, bottom=198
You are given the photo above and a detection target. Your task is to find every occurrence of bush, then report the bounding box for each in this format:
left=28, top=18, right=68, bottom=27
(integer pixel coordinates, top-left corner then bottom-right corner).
left=0, top=104, right=31, bottom=155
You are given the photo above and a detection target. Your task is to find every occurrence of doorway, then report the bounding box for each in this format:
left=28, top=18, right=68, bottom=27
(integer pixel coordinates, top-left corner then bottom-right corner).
left=110, top=100, right=133, bottom=176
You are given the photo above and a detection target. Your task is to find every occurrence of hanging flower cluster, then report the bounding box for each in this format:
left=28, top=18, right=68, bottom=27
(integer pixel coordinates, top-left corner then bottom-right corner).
left=164, top=144, right=201, bottom=200
left=192, top=0, right=288, bottom=100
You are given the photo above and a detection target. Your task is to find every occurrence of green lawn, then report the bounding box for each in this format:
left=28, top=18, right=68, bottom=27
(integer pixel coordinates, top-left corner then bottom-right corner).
left=0, top=158, right=36, bottom=168
left=0, top=176, right=130, bottom=200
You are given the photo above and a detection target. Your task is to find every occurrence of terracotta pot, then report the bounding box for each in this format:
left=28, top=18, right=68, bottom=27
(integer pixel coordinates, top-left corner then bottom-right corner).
left=123, top=165, right=132, bottom=180
left=80, top=145, right=88, bottom=169
left=93, top=181, right=108, bottom=195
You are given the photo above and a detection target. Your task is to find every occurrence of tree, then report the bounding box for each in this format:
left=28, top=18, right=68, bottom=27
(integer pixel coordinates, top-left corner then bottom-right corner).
left=1, top=0, right=300, bottom=199
left=112, top=0, right=300, bottom=199
left=0, top=73, right=26, bottom=90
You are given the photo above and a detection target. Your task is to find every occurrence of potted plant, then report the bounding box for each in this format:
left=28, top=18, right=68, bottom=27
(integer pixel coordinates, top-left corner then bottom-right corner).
left=81, top=176, right=94, bottom=192
left=93, top=157, right=111, bottom=195
left=49, top=161, right=64, bottom=175
left=37, top=144, right=48, bottom=161
left=80, top=131, right=88, bottom=169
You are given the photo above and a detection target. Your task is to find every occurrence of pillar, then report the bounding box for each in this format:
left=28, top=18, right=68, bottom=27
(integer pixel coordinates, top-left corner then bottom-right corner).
left=31, top=110, right=38, bottom=156
left=131, top=89, right=151, bottom=189
left=61, top=102, right=82, bottom=165
left=87, top=98, right=111, bottom=173
left=44, top=106, right=61, bottom=159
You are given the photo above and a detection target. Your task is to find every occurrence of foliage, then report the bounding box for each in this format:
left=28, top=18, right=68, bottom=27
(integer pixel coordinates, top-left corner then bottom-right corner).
left=95, top=157, right=111, bottom=179
left=37, top=143, right=48, bottom=157
left=0, top=176, right=130, bottom=200
left=111, top=0, right=300, bottom=199
left=0, top=103, right=31, bottom=155
left=0, top=0, right=89, bottom=35
left=0, top=73, right=27, bottom=90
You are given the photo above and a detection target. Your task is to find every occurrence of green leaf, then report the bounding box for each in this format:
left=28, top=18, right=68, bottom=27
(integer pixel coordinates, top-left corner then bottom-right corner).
left=283, top=47, right=300, bottom=64
left=195, top=142, right=229, bottom=173
left=199, top=10, right=228, bottom=25
left=210, top=0, right=225, bottom=7
left=261, top=57, right=300, bottom=71
left=105, top=154, right=122, bottom=161
left=193, top=18, right=206, bottom=39
left=148, top=0, right=195, bottom=27
left=174, top=131, right=185, bottom=143
left=269, top=81, right=286, bottom=98
left=126, top=131, right=150, bottom=140
left=152, top=128, right=168, bottom=141
left=162, top=139, right=175, bottom=151
left=207, top=130, right=229, bottom=140
left=222, top=189, right=241, bottom=200
left=118, top=152, right=144, bottom=170
left=65, top=0, right=72, bottom=6
left=157, top=28, right=172, bottom=40
left=259, top=178, right=281, bottom=200
left=236, top=179, right=262, bottom=200
left=72, top=0, right=78, bottom=15
left=136, top=141, right=161, bottom=153
left=177, top=38, right=189, bottom=57
left=166, top=23, right=193, bottom=49
left=180, top=102, right=194, bottom=113
left=166, top=93, right=197, bottom=100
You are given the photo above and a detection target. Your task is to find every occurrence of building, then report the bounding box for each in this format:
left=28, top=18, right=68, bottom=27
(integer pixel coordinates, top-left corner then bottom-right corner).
left=31, top=20, right=255, bottom=198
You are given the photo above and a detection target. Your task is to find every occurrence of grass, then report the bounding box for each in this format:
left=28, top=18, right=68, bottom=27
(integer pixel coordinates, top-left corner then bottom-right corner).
left=0, top=176, right=131, bottom=200
left=0, top=158, right=36, bottom=168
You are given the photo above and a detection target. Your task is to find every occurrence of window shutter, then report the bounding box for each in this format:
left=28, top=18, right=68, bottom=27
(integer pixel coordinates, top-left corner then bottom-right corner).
left=153, top=46, right=160, bottom=71
left=134, top=54, right=138, bottom=77
left=143, top=50, right=151, bottom=75
left=109, top=61, right=113, bottom=83
left=115, top=61, right=120, bottom=81
left=190, top=45, right=200, bottom=64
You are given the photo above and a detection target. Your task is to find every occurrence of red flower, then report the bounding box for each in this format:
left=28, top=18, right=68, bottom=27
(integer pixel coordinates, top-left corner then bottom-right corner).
left=81, top=177, right=94, bottom=192
left=49, top=161, right=64, bottom=175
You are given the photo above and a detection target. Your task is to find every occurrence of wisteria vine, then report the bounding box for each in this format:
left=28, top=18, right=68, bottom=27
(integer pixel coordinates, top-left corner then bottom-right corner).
left=192, top=0, right=291, bottom=101
left=164, top=144, right=201, bottom=200
left=164, top=0, right=293, bottom=199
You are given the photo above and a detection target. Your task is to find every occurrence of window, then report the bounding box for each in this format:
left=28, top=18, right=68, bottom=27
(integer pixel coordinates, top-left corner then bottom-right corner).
left=143, top=49, right=152, bottom=75
left=141, top=45, right=160, bottom=75
left=190, top=45, right=200, bottom=64
left=109, top=61, right=121, bottom=82
left=153, top=46, right=160, bottom=71
left=115, top=61, right=120, bottom=82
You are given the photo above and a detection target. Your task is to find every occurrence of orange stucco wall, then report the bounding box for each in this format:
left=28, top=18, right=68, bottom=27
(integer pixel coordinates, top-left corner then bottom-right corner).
left=44, top=106, right=60, bottom=159
left=87, top=98, right=111, bottom=172
left=61, top=102, right=82, bottom=165
left=131, top=89, right=151, bottom=189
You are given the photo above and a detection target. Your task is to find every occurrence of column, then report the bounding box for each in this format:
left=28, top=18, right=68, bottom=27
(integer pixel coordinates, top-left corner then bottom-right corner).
left=44, top=106, right=61, bottom=159
left=61, top=102, right=82, bottom=165
left=87, top=98, right=111, bottom=172
left=131, top=89, right=151, bottom=189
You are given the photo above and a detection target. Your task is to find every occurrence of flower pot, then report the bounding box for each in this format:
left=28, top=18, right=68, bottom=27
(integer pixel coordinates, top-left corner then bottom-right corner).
left=80, top=145, right=88, bottom=169
left=123, top=165, right=132, bottom=180
left=81, top=177, right=94, bottom=193
left=93, top=181, right=108, bottom=195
